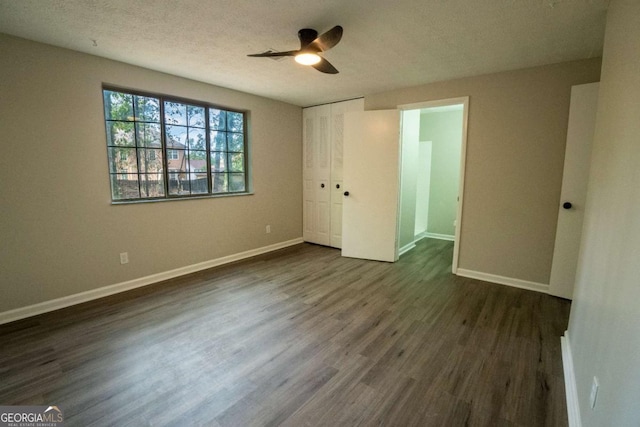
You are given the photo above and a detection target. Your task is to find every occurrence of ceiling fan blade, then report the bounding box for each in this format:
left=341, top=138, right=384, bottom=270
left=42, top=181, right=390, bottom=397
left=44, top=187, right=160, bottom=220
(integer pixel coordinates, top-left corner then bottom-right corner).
left=247, top=50, right=298, bottom=58
left=308, top=26, right=343, bottom=52
left=312, top=57, right=339, bottom=74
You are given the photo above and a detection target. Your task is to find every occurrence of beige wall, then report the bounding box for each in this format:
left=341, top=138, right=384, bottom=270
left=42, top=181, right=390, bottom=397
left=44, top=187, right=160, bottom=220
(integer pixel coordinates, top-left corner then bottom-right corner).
left=366, top=58, right=601, bottom=284
left=0, top=34, right=302, bottom=313
left=567, top=1, right=640, bottom=425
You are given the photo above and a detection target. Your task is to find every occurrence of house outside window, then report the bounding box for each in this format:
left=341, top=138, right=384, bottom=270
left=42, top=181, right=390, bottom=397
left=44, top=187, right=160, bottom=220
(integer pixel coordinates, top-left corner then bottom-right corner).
left=103, top=88, right=248, bottom=201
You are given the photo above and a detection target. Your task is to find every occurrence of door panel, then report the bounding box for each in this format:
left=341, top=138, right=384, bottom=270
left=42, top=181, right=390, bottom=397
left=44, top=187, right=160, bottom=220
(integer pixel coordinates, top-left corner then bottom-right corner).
left=302, top=104, right=331, bottom=246
left=303, top=180, right=315, bottom=237
left=342, top=110, right=400, bottom=262
left=302, top=110, right=316, bottom=242
left=330, top=98, right=363, bottom=248
left=314, top=106, right=331, bottom=245
left=316, top=179, right=330, bottom=238
left=549, top=82, right=599, bottom=299
left=330, top=180, right=343, bottom=247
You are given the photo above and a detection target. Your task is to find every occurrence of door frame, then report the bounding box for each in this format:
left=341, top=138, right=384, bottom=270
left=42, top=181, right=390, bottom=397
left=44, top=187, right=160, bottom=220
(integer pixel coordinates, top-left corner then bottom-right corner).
left=397, top=96, right=469, bottom=274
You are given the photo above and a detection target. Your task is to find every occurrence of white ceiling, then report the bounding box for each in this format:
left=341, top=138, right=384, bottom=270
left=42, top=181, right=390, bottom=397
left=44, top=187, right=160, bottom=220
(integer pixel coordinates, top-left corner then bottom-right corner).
left=0, top=0, right=608, bottom=107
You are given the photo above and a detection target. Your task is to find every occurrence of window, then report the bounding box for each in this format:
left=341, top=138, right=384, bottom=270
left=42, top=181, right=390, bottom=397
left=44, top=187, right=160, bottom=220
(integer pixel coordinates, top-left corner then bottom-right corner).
left=103, top=88, right=248, bottom=201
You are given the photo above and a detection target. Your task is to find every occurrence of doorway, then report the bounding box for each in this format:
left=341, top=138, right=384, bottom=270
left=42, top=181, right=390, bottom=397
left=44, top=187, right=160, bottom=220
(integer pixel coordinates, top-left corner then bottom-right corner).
left=397, top=97, right=469, bottom=273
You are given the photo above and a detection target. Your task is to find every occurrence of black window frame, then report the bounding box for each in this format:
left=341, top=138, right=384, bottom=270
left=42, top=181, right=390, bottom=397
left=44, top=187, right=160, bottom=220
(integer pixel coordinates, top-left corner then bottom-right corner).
left=102, top=86, right=249, bottom=202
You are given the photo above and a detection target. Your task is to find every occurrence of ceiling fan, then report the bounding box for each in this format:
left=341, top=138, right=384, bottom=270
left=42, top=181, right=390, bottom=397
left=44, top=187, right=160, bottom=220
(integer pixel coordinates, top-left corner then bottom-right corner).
left=247, top=26, right=343, bottom=74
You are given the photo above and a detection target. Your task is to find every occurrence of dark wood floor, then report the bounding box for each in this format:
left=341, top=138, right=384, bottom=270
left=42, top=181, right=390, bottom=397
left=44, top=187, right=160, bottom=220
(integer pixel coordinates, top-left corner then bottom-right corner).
left=0, top=239, right=570, bottom=426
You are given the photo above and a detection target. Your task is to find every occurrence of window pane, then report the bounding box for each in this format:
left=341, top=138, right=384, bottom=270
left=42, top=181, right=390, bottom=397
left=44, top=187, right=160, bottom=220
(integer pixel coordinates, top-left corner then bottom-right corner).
left=212, top=173, right=228, bottom=193
left=104, top=90, right=249, bottom=201
left=134, top=95, right=160, bottom=122
left=188, top=128, right=206, bottom=150
left=108, top=148, right=138, bottom=173
left=188, top=105, right=206, bottom=128
left=188, top=150, right=207, bottom=173
left=164, top=101, right=187, bottom=125
left=228, top=153, right=244, bottom=172
left=139, top=173, right=165, bottom=198
left=166, top=149, right=185, bottom=171
left=229, top=173, right=246, bottom=192
left=166, top=125, right=188, bottom=148
left=168, top=170, right=190, bottom=195
left=111, top=174, right=140, bottom=200
left=228, top=133, right=244, bottom=152
left=168, top=169, right=180, bottom=180
left=227, top=111, right=243, bottom=132
left=210, top=131, right=226, bottom=151
left=136, top=123, right=161, bottom=147
left=138, top=149, right=163, bottom=173
left=107, top=121, right=135, bottom=146
left=211, top=151, right=226, bottom=172
left=190, top=172, right=208, bottom=194
left=104, top=91, right=133, bottom=121
left=209, top=109, right=226, bottom=130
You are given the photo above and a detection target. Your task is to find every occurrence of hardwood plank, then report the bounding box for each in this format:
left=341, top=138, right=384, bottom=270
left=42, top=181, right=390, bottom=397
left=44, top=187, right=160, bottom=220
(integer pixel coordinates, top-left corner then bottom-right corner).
left=0, top=239, right=570, bottom=426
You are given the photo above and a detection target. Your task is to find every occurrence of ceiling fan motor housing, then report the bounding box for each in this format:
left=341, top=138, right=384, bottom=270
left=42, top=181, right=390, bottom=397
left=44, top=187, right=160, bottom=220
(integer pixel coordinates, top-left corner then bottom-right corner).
left=298, top=28, right=319, bottom=50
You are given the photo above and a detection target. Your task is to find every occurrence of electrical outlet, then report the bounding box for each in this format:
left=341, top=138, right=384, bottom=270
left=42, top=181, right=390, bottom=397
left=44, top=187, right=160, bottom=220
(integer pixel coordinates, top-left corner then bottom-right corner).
left=266, top=225, right=271, bottom=234
left=590, top=376, right=599, bottom=409
left=120, top=252, right=129, bottom=264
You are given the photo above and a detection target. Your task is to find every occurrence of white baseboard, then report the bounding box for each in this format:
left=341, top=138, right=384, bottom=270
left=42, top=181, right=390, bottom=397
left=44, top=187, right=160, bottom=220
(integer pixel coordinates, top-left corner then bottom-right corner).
left=420, top=232, right=455, bottom=242
left=456, top=268, right=549, bottom=294
left=0, top=238, right=304, bottom=325
left=398, top=242, right=416, bottom=256
left=401, top=232, right=455, bottom=257
left=561, top=331, right=582, bottom=427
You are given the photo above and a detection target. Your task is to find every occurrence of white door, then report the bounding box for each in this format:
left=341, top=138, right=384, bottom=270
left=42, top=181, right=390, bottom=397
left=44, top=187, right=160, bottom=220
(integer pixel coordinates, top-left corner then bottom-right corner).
left=302, top=107, right=317, bottom=242
left=302, top=105, right=331, bottom=246
left=549, top=82, right=599, bottom=299
left=330, top=98, right=364, bottom=248
left=314, top=105, right=332, bottom=246
left=342, top=110, right=400, bottom=262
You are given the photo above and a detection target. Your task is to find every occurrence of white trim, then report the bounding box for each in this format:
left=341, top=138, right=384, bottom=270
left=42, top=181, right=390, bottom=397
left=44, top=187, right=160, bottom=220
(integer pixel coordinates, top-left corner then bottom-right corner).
left=421, top=232, right=455, bottom=242
left=456, top=268, right=549, bottom=294
left=397, top=97, right=469, bottom=111
left=398, top=242, right=416, bottom=256
left=0, top=238, right=304, bottom=325
left=453, top=98, right=469, bottom=275
left=562, top=331, right=582, bottom=427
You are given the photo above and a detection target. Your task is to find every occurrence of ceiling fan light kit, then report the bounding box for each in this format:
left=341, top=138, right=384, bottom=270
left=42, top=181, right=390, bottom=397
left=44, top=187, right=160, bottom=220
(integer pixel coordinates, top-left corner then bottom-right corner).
left=248, top=25, right=343, bottom=74
left=295, top=52, right=321, bottom=65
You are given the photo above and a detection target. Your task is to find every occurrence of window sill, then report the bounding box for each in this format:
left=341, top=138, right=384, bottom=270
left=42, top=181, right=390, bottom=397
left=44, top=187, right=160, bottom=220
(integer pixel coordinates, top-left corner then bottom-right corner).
left=110, top=191, right=254, bottom=205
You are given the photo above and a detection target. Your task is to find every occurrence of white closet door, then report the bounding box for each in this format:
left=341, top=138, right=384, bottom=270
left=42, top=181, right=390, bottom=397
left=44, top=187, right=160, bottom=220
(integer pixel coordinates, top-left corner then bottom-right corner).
left=330, top=98, right=364, bottom=248
left=302, top=104, right=331, bottom=246
left=302, top=107, right=317, bottom=243
left=314, top=104, right=332, bottom=246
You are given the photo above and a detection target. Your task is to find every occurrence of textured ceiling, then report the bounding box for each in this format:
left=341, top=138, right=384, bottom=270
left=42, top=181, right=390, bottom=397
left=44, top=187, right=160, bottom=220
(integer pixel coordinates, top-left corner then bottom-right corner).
left=0, top=0, right=608, bottom=107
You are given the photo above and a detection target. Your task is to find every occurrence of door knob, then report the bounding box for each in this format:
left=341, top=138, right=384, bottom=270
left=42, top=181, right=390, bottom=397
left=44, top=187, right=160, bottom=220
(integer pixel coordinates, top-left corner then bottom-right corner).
left=320, top=183, right=325, bottom=188
left=563, top=202, right=572, bottom=210
left=336, top=184, right=340, bottom=189
left=343, top=191, right=350, bottom=197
